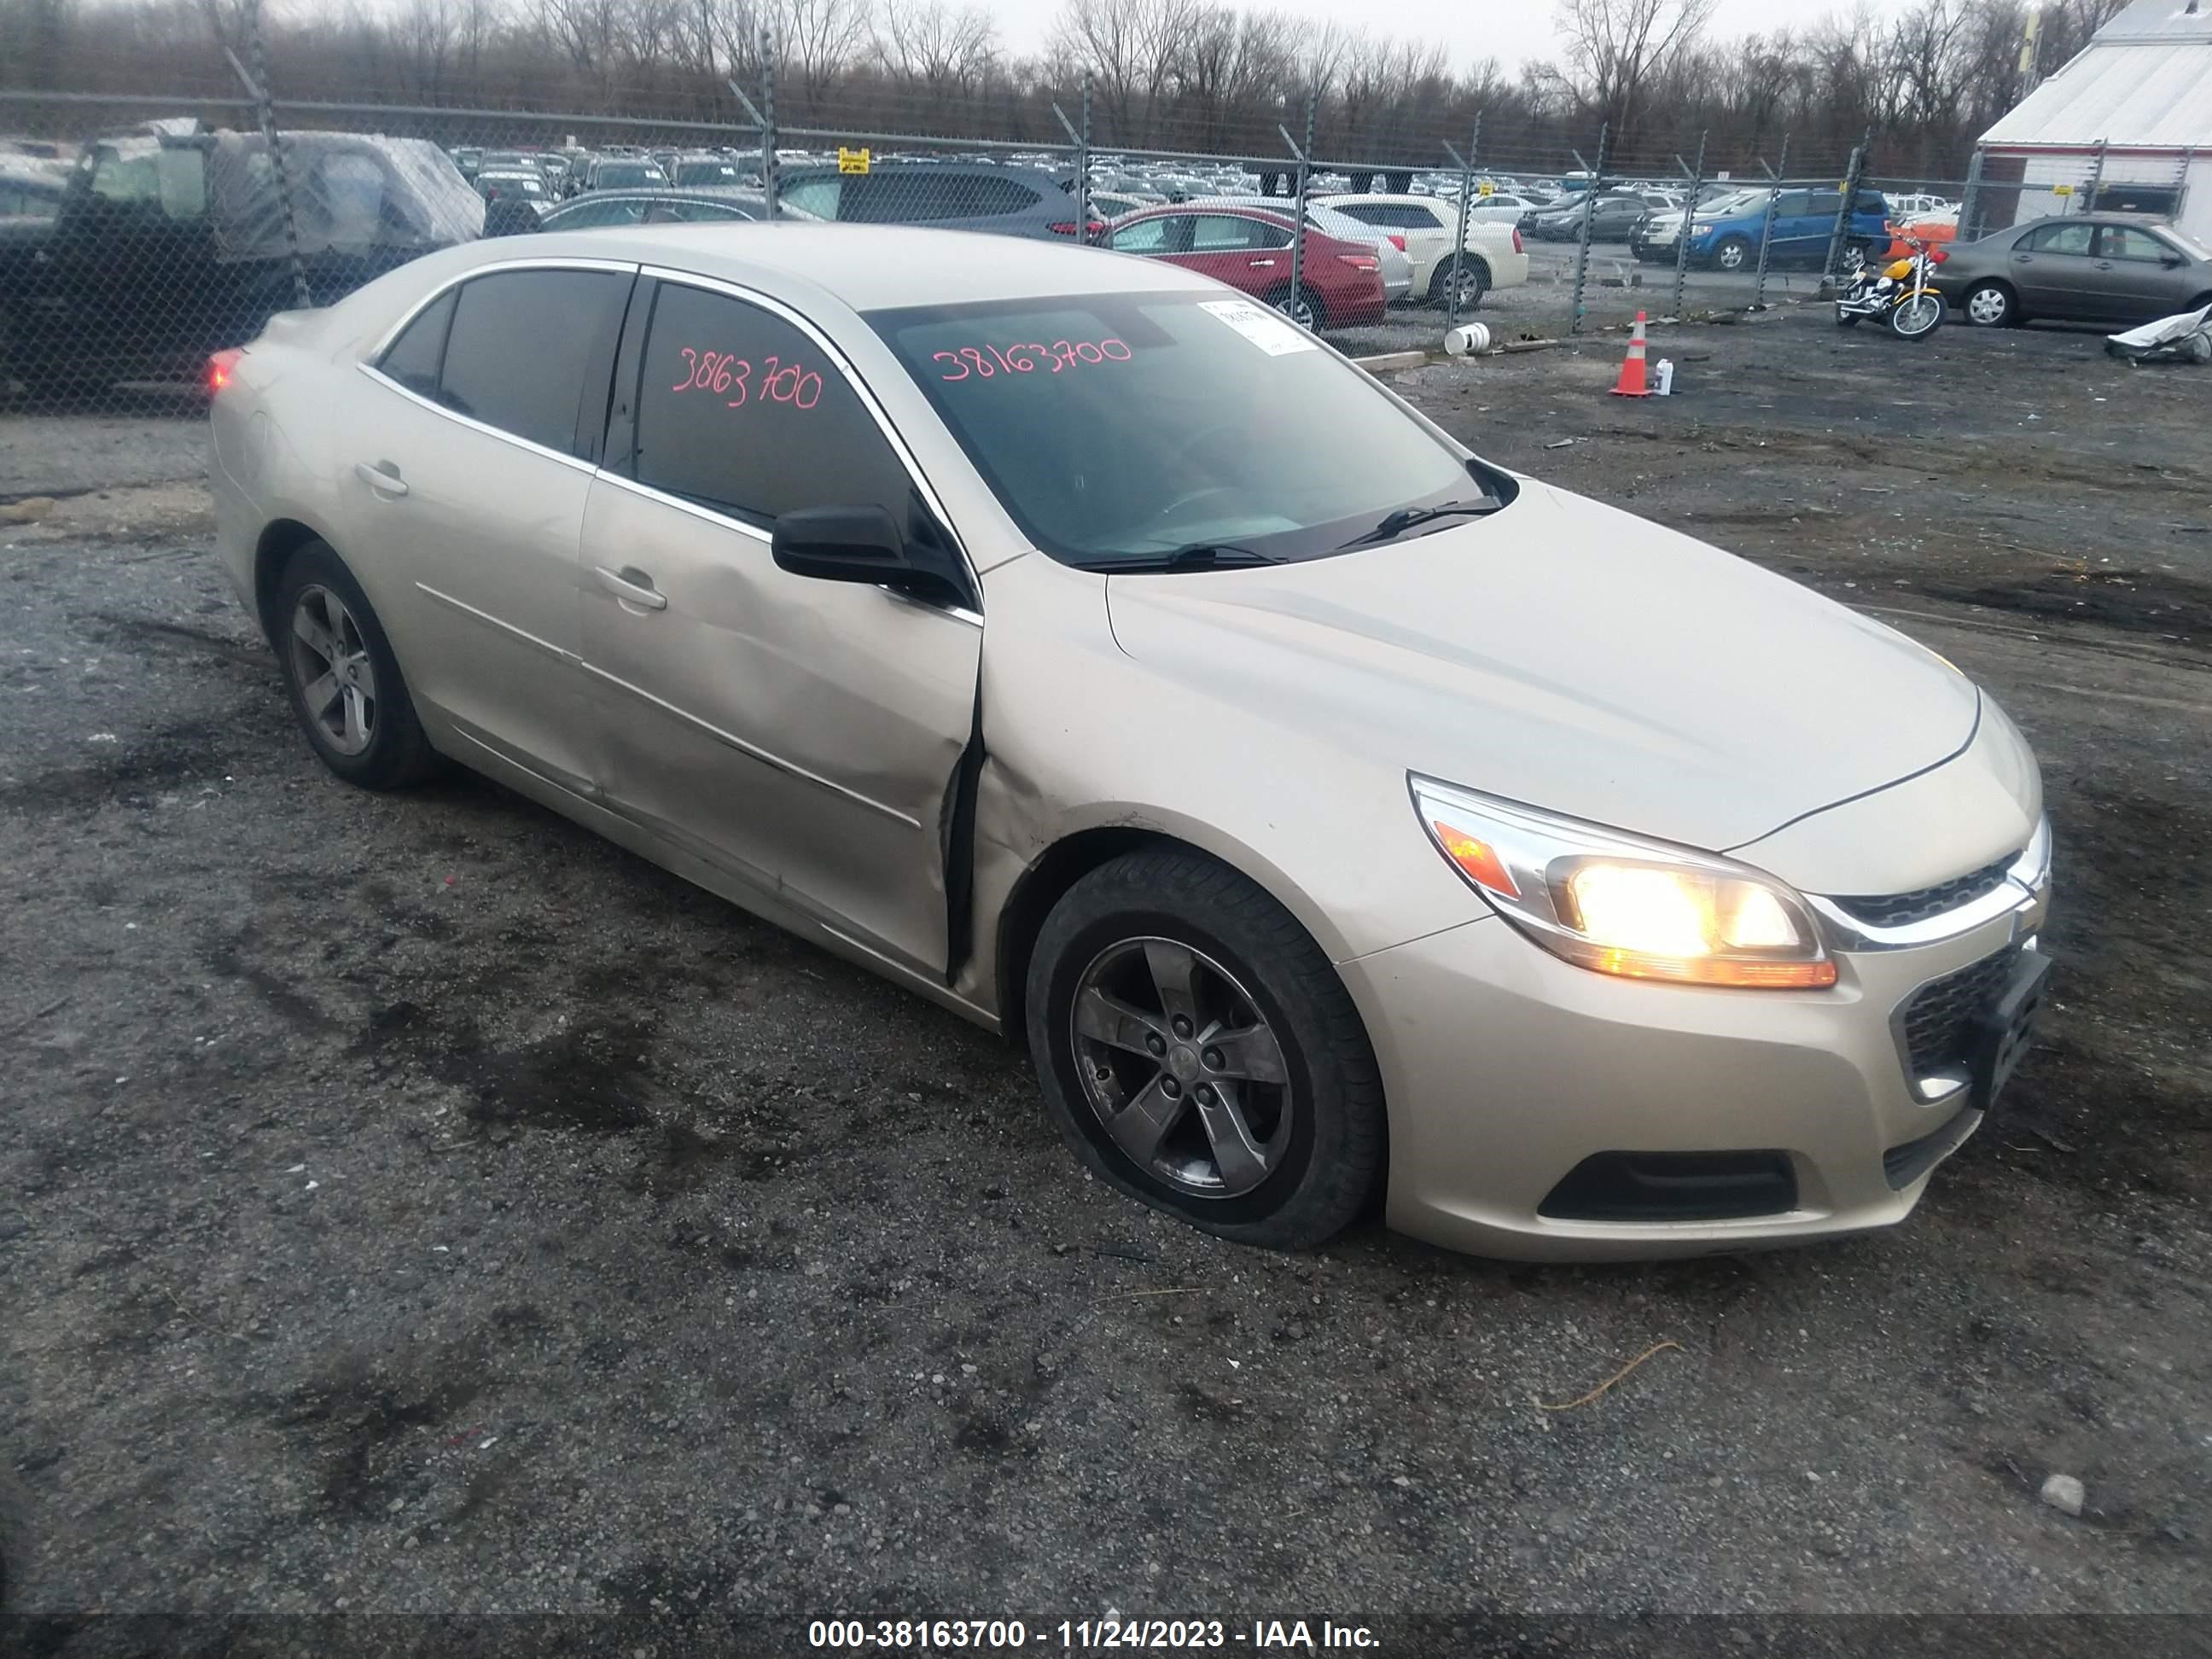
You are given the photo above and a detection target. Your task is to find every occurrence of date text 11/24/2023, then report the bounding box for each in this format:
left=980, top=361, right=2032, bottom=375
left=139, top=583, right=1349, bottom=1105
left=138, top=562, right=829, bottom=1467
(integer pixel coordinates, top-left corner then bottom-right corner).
left=806, top=1617, right=1380, bottom=1650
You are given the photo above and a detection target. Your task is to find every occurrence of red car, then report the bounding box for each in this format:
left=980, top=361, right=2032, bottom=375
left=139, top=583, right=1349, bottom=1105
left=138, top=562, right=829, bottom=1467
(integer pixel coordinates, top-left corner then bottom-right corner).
left=1097, top=203, right=1386, bottom=329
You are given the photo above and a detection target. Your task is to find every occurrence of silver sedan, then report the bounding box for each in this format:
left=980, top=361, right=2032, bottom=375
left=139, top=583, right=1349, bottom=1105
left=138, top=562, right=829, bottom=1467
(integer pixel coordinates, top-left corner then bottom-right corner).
left=207, top=224, right=2052, bottom=1259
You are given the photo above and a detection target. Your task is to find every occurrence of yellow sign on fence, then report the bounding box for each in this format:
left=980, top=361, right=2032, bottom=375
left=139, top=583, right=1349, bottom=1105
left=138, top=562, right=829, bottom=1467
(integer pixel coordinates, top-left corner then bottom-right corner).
left=1476, top=180, right=1494, bottom=197
left=838, top=147, right=870, bottom=174
left=2052, top=182, right=2075, bottom=196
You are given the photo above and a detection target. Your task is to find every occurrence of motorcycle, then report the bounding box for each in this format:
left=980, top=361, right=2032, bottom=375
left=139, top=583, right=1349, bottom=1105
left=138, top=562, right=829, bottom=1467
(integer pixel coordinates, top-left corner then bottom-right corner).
left=1835, top=230, right=1947, bottom=341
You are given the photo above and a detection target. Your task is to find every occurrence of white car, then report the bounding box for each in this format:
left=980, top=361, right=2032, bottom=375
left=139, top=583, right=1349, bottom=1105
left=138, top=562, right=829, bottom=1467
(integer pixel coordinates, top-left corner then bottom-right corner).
left=1320, top=193, right=1530, bottom=310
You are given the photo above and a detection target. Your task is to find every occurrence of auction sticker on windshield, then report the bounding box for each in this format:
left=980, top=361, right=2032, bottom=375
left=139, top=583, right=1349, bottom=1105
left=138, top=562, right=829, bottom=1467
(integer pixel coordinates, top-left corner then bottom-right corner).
left=1199, top=298, right=1318, bottom=356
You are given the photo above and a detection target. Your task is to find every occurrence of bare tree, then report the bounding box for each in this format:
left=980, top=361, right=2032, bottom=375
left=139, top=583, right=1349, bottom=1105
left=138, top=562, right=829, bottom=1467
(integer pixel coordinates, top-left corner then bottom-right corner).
left=1048, top=0, right=1195, bottom=145
left=874, top=0, right=997, bottom=100
left=1547, top=0, right=1716, bottom=145
left=774, top=0, right=873, bottom=118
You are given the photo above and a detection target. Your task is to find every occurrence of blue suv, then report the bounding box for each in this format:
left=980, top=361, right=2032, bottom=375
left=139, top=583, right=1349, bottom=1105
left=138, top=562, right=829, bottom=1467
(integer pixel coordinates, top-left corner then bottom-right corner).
left=1632, top=186, right=1891, bottom=272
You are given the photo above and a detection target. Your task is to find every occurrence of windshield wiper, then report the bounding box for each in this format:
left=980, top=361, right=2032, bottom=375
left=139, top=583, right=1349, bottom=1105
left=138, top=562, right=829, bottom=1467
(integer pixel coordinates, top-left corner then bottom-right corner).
left=1085, top=544, right=1284, bottom=573
left=1336, top=498, right=1500, bottom=550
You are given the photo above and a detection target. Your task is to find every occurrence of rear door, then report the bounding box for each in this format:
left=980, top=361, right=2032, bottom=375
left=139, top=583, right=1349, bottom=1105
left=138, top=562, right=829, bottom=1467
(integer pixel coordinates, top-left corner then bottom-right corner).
left=577, top=275, right=981, bottom=976
left=2009, top=220, right=2099, bottom=316
left=1179, top=212, right=1292, bottom=297
left=343, top=262, right=633, bottom=789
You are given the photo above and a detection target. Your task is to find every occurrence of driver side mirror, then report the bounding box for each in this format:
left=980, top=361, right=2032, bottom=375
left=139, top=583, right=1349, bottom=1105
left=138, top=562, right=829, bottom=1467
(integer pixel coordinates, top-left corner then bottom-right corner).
left=2162, top=253, right=2186, bottom=268
left=771, top=504, right=965, bottom=607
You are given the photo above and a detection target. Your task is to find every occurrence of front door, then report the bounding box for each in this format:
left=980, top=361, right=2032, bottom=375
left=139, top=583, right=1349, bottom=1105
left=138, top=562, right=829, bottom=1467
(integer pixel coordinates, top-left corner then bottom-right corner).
left=2091, top=223, right=2193, bottom=323
left=579, top=276, right=981, bottom=977
left=339, top=264, right=632, bottom=789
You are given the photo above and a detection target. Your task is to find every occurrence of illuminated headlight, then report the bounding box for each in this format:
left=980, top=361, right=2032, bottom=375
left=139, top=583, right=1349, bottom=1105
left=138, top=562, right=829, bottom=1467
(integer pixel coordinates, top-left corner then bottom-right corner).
left=1412, top=777, right=1837, bottom=989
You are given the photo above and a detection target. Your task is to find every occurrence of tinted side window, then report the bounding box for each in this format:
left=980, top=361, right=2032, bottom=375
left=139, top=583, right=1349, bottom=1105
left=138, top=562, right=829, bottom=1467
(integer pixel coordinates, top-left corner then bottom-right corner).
left=2099, top=225, right=2169, bottom=262
left=781, top=177, right=841, bottom=218
left=631, top=282, right=915, bottom=528
left=2023, top=221, right=2093, bottom=254
left=1107, top=215, right=1178, bottom=253
left=1773, top=193, right=1810, bottom=217
left=439, top=270, right=630, bottom=452
left=1807, top=192, right=1843, bottom=216
left=950, top=175, right=1041, bottom=216
left=377, top=288, right=455, bottom=398
left=1191, top=213, right=1267, bottom=251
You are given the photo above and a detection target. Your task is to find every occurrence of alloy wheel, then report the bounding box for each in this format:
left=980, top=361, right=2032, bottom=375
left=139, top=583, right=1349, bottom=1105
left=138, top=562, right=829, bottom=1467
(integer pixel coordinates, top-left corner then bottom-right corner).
left=289, top=585, right=378, bottom=756
left=1069, top=936, right=1291, bottom=1199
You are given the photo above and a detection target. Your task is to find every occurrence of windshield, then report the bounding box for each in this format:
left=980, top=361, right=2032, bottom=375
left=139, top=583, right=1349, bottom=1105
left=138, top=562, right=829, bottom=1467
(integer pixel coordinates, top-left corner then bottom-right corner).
left=2164, top=226, right=2211, bottom=261
left=870, top=292, right=1499, bottom=568
left=1700, top=189, right=1771, bottom=218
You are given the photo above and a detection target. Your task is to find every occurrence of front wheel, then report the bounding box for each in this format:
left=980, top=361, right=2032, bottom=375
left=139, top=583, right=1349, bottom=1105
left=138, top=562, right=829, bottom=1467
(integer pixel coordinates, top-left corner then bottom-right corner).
left=1025, top=847, right=1386, bottom=1250
left=1890, top=291, right=1943, bottom=340
left=1711, top=236, right=1752, bottom=273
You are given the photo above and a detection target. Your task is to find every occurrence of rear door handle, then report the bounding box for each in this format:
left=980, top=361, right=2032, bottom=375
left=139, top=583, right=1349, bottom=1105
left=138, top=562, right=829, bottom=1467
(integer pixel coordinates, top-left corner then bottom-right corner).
left=354, top=461, right=408, bottom=498
left=596, top=564, right=668, bottom=612
left=1248, top=258, right=1277, bottom=268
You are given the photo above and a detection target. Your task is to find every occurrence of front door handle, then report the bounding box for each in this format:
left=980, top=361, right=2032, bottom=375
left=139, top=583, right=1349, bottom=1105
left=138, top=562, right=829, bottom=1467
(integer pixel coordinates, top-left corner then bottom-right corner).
left=354, top=461, right=408, bottom=498
left=1248, top=258, right=1277, bottom=269
left=596, top=564, right=668, bottom=612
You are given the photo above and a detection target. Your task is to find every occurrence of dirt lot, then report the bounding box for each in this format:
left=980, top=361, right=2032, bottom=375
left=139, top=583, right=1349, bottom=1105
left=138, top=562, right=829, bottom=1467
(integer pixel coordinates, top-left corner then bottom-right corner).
left=1, top=308, right=2207, bottom=1646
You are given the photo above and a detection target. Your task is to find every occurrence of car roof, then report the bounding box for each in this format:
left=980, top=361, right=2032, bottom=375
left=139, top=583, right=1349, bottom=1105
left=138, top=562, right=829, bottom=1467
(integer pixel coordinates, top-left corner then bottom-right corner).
left=463, top=223, right=1214, bottom=311
left=1319, top=193, right=1440, bottom=207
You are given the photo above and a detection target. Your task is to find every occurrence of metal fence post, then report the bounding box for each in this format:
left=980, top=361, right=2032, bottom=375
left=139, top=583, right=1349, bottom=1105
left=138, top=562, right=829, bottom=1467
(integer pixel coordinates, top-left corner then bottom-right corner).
left=1279, top=89, right=1316, bottom=329
left=227, top=0, right=310, bottom=310
left=1959, top=146, right=1986, bottom=241
left=1568, top=124, right=1607, bottom=336
left=1751, top=133, right=1788, bottom=309
left=2084, top=138, right=2108, bottom=211
left=1822, top=128, right=1869, bottom=282
left=759, top=29, right=778, bottom=218
left=1052, top=73, right=1094, bottom=238
left=1442, top=114, right=1480, bottom=335
left=1671, top=129, right=1706, bottom=317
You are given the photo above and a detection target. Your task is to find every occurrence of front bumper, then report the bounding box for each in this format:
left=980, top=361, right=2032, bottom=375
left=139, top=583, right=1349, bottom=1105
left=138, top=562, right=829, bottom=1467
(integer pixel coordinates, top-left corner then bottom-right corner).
left=1344, top=894, right=2046, bottom=1261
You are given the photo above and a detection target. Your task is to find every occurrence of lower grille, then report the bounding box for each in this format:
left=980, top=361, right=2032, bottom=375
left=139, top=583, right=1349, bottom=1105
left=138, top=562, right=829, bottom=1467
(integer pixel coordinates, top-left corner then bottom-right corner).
left=1901, top=946, right=2019, bottom=1079
left=1540, top=1151, right=1797, bottom=1223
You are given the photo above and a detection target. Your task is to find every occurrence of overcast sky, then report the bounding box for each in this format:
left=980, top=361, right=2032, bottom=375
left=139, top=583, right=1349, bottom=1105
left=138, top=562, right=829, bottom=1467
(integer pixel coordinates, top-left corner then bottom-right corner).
left=987, top=0, right=1904, bottom=63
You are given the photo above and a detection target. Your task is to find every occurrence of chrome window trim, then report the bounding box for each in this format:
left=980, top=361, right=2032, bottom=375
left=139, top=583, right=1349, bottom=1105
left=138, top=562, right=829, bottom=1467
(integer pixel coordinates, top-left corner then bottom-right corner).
left=1811, top=815, right=2051, bottom=952
left=354, top=362, right=601, bottom=476
left=361, top=254, right=641, bottom=362
left=637, top=264, right=983, bottom=608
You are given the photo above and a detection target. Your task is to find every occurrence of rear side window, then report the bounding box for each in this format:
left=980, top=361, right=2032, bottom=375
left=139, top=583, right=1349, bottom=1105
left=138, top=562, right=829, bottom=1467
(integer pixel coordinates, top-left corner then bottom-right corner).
left=947, top=175, right=1041, bottom=216
left=628, top=282, right=915, bottom=528
left=377, top=288, right=455, bottom=398
left=435, top=269, right=631, bottom=452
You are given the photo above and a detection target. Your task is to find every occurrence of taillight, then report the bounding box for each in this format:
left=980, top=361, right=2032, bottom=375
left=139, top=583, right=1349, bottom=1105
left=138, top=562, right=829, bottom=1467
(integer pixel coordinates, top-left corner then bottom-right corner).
left=207, top=348, right=242, bottom=393
left=1047, top=221, right=1075, bottom=235
left=1512, top=228, right=1524, bottom=253
left=1337, top=253, right=1378, bottom=271
left=1387, top=234, right=1406, bottom=252
left=1930, top=247, right=1949, bottom=264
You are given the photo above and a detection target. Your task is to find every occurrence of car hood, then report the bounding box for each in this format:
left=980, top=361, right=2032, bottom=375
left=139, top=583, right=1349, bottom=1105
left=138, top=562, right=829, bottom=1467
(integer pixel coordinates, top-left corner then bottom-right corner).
left=1103, top=484, right=1980, bottom=856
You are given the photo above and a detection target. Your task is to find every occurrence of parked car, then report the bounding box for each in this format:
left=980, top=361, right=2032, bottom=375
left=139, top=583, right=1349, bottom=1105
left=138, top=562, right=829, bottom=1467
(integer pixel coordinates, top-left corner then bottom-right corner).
left=578, top=157, right=670, bottom=193
left=779, top=161, right=1086, bottom=241
left=475, top=168, right=550, bottom=209
left=1936, top=214, right=2212, bottom=327
left=669, top=153, right=748, bottom=189
left=207, top=223, right=2052, bottom=1259
left=1630, top=187, right=1892, bottom=271
left=1198, top=197, right=1413, bottom=302
left=1461, top=191, right=1538, bottom=226
left=0, top=159, right=67, bottom=265
left=1097, top=201, right=1387, bottom=328
left=533, top=189, right=787, bottom=231
left=1, top=123, right=480, bottom=399
left=1525, top=193, right=1652, bottom=242
left=1321, top=192, right=1528, bottom=310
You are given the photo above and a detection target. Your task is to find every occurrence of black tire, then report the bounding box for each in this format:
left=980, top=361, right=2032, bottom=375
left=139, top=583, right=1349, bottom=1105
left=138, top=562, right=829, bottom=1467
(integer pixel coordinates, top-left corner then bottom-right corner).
left=272, top=539, right=443, bottom=789
left=1264, top=285, right=1324, bottom=331
left=1024, top=847, right=1385, bottom=1250
left=1429, top=258, right=1489, bottom=311
left=1711, top=236, right=1753, bottom=273
left=1963, top=279, right=2017, bottom=329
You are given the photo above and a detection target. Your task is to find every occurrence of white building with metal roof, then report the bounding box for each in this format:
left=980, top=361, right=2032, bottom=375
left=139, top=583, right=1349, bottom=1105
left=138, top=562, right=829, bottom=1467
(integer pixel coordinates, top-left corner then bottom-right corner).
left=1974, top=0, right=2212, bottom=239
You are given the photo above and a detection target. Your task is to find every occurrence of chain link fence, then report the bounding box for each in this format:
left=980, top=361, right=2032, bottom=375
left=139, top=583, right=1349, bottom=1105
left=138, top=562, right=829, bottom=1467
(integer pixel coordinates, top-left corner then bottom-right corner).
left=3, top=9, right=2180, bottom=422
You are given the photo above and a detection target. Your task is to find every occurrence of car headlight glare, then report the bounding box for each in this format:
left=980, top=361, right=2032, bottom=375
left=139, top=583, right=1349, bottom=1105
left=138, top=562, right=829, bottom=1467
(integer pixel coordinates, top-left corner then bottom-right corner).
left=1691, top=222, right=1713, bottom=235
left=1413, top=777, right=1837, bottom=989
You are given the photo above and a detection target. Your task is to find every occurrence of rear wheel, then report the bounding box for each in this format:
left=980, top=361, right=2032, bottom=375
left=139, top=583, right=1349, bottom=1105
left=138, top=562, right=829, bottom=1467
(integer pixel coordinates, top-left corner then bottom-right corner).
left=1964, top=280, right=2017, bottom=328
left=1025, top=847, right=1385, bottom=1249
left=274, top=541, right=443, bottom=789
left=1429, top=258, right=1489, bottom=311
left=1266, top=286, right=1323, bottom=331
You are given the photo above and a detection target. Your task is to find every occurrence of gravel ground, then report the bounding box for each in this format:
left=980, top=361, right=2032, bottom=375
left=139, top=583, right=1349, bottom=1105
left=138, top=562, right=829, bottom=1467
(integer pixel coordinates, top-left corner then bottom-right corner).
left=1, top=308, right=2207, bottom=1649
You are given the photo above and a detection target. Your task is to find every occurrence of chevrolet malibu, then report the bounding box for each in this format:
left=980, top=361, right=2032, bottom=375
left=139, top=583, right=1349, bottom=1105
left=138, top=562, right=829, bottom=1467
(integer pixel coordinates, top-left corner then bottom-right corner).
left=207, top=226, right=2053, bottom=1259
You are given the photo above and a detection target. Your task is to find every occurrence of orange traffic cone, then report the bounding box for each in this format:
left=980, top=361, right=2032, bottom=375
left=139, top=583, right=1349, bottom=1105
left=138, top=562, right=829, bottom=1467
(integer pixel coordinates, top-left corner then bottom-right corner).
left=1610, top=311, right=1651, bottom=397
